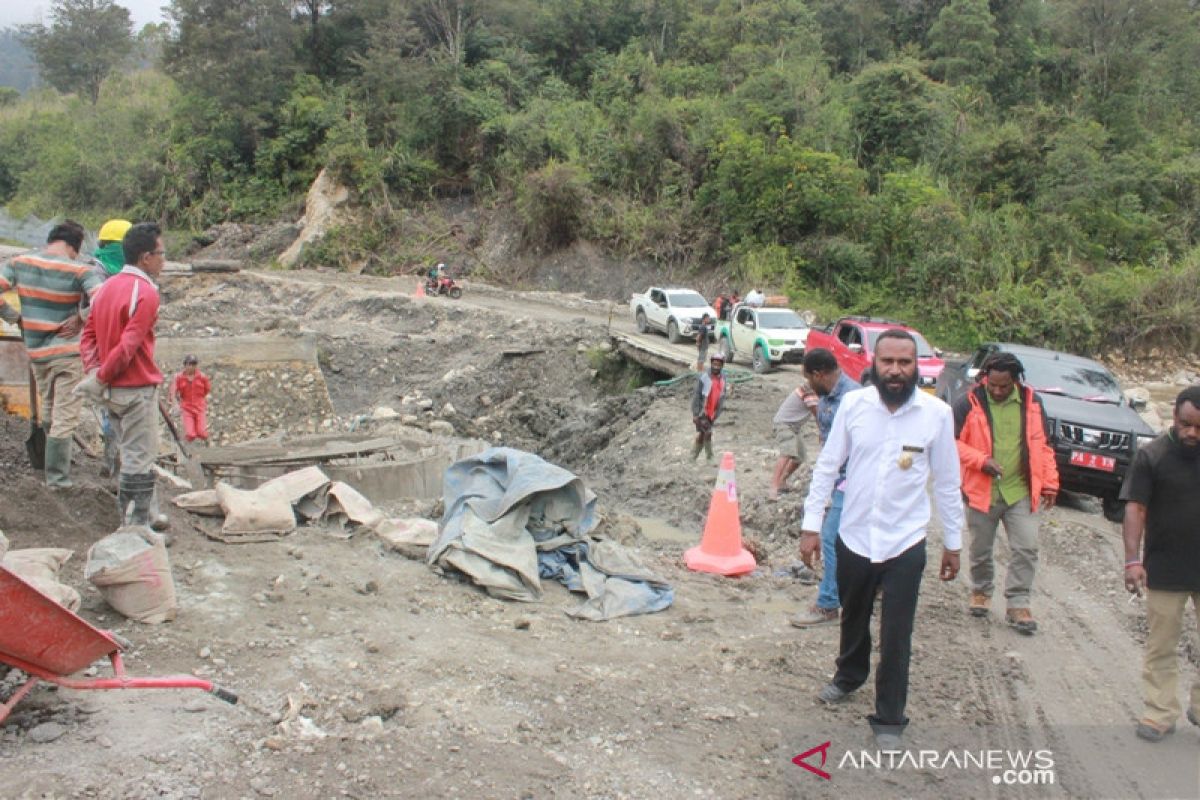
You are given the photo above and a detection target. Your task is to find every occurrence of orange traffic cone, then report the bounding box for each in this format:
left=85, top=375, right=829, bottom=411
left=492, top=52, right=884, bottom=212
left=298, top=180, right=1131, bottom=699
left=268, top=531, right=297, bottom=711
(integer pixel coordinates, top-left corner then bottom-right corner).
left=684, top=451, right=756, bottom=576
left=414, top=280, right=426, bottom=298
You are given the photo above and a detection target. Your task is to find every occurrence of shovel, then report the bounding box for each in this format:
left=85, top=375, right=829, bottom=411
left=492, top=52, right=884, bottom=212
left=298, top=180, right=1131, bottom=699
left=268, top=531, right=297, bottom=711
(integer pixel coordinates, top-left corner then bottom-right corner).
left=158, top=398, right=206, bottom=488
left=26, top=367, right=46, bottom=469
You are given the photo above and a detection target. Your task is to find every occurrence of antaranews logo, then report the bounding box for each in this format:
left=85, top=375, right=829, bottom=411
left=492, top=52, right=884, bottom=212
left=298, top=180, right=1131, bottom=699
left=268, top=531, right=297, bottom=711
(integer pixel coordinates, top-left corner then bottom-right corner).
left=792, top=741, right=1055, bottom=786
left=791, top=741, right=832, bottom=780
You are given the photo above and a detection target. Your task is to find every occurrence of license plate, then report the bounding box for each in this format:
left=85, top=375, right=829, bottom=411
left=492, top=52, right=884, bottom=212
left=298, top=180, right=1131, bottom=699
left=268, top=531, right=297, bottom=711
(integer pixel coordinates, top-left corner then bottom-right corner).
left=1070, top=451, right=1116, bottom=472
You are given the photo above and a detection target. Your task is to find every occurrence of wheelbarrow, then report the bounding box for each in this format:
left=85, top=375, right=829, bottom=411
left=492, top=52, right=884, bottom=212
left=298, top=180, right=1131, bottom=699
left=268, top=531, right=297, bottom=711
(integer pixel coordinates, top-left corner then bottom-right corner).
left=0, top=566, right=237, bottom=726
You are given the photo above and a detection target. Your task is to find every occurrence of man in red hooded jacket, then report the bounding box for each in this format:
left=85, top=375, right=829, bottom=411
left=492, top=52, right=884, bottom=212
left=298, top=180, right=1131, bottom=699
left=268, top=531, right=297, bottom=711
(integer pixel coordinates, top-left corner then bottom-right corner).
left=952, top=351, right=1059, bottom=635
left=77, top=222, right=165, bottom=527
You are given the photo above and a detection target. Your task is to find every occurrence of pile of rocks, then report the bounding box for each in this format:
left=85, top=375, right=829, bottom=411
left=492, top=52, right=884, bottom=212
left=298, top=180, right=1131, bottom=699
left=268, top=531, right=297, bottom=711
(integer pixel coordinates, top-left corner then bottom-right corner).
left=366, top=390, right=463, bottom=440
left=205, top=363, right=335, bottom=445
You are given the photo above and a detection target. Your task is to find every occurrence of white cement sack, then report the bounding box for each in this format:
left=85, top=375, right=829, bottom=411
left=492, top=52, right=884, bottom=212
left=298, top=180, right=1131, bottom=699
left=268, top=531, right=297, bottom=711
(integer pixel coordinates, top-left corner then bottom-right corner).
left=262, top=467, right=332, bottom=522
left=25, top=575, right=82, bottom=612
left=215, top=481, right=297, bottom=543
left=259, top=466, right=330, bottom=504
left=86, top=527, right=177, bottom=624
left=3, top=548, right=73, bottom=583
left=172, top=489, right=224, bottom=516
left=4, top=546, right=81, bottom=612
left=374, top=517, right=439, bottom=560
left=327, top=481, right=384, bottom=529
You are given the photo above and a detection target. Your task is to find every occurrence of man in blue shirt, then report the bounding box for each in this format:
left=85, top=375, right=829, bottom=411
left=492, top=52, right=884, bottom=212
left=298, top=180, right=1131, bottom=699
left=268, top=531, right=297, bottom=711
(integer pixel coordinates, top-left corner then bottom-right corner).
left=792, top=348, right=860, bottom=627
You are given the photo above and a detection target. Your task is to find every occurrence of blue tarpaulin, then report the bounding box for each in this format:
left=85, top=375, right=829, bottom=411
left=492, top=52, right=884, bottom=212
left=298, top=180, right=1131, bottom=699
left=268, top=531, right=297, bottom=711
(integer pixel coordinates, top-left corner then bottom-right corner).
left=427, top=447, right=673, bottom=620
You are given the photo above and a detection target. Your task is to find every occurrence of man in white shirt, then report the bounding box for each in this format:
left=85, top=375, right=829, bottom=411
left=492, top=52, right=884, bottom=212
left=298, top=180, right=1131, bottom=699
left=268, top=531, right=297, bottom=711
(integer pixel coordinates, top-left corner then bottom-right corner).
left=744, top=288, right=765, bottom=307
left=800, top=330, right=964, bottom=747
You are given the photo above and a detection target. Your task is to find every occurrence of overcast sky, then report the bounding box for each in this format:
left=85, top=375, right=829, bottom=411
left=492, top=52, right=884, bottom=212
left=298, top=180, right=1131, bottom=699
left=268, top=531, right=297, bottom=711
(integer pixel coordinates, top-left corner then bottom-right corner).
left=1, top=1, right=167, bottom=31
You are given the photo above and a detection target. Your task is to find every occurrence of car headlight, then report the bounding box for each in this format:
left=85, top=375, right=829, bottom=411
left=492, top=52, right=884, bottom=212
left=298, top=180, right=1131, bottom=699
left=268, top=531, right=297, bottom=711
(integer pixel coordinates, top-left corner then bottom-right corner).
left=1136, top=434, right=1156, bottom=450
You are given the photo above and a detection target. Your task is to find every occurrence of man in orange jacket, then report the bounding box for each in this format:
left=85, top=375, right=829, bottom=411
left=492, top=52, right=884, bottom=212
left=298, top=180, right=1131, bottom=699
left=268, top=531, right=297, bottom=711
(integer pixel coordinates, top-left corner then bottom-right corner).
left=952, top=352, right=1059, bottom=635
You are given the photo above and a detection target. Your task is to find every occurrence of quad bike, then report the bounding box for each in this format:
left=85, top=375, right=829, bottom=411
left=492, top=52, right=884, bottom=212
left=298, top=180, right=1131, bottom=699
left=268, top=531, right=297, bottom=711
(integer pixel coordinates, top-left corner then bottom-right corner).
left=425, top=276, right=463, bottom=299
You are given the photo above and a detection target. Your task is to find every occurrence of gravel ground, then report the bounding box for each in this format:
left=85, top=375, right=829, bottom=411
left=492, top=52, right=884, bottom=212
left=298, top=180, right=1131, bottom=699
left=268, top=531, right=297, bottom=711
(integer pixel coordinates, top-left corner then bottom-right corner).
left=1, top=268, right=1198, bottom=799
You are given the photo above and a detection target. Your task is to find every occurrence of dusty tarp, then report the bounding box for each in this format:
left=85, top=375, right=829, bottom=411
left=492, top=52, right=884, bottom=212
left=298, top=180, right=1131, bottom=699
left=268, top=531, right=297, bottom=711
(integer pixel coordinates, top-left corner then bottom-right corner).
left=427, top=447, right=673, bottom=620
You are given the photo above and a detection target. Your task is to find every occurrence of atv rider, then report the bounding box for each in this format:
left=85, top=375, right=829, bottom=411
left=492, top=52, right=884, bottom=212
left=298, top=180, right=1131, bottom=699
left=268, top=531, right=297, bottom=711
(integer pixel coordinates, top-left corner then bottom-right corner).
left=427, top=263, right=454, bottom=294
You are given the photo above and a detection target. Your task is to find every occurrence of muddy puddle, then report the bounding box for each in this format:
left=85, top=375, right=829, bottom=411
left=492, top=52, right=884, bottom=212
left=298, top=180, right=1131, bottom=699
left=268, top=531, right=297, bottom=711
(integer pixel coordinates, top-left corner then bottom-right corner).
left=633, top=516, right=696, bottom=545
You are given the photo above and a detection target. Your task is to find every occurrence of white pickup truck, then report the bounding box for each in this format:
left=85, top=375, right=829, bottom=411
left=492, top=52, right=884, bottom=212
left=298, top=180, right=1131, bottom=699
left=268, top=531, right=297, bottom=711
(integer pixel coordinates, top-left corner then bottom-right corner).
left=716, top=303, right=809, bottom=373
left=629, top=288, right=717, bottom=343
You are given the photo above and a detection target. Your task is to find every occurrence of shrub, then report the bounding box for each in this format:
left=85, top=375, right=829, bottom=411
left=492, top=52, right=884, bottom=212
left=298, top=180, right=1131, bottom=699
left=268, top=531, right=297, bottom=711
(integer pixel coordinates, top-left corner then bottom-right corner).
left=516, top=160, right=591, bottom=252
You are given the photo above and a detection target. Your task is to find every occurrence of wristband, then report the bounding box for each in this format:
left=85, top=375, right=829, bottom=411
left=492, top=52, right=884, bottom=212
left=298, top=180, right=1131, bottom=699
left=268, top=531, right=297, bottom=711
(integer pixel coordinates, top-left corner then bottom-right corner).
left=1124, top=560, right=1142, bottom=568
left=800, top=531, right=819, bottom=537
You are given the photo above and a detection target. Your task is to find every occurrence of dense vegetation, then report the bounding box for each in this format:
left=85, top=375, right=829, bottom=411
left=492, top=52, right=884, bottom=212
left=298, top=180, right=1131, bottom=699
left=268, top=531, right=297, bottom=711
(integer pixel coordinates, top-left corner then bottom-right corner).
left=2, top=0, right=1199, bottom=352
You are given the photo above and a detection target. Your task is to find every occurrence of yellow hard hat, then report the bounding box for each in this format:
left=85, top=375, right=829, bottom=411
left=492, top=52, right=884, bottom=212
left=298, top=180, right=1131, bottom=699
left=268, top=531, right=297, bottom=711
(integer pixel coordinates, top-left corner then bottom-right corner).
left=97, top=219, right=133, bottom=243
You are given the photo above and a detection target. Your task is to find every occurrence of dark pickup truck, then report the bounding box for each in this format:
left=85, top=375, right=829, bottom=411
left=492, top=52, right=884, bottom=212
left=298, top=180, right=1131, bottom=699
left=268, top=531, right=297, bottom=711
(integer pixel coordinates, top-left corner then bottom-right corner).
left=938, top=343, right=1156, bottom=522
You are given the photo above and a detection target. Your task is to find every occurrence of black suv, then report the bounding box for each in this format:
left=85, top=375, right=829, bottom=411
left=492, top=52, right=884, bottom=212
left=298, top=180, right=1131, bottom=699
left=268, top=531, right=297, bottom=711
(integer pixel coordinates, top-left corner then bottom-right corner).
left=939, top=343, right=1156, bottom=522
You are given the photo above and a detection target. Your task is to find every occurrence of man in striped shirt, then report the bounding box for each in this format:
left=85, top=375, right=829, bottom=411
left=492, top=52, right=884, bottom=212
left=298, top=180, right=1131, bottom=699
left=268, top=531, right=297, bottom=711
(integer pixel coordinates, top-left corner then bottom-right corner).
left=0, top=221, right=103, bottom=487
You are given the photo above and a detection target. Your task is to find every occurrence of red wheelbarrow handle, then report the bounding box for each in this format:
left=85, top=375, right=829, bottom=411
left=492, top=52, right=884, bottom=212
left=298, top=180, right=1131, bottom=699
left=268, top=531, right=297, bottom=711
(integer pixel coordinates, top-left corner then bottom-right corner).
left=45, top=671, right=238, bottom=703
left=0, top=650, right=237, bottom=725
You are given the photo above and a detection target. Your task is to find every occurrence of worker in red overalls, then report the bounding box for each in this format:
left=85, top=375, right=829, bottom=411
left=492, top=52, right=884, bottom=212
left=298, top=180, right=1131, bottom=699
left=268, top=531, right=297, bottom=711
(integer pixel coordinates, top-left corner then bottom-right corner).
left=170, top=354, right=211, bottom=442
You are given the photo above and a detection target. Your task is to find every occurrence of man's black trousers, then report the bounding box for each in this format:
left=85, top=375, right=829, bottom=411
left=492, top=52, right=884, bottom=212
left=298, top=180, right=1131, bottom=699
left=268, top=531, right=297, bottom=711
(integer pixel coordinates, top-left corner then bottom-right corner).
left=832, top=537, right=927, bottom=735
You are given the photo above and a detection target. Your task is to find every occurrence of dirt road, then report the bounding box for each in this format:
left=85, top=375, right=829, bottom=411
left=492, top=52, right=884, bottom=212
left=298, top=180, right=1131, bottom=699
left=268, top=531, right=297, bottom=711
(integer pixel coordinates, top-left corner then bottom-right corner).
left=1, top=269, right=1196, bottom=799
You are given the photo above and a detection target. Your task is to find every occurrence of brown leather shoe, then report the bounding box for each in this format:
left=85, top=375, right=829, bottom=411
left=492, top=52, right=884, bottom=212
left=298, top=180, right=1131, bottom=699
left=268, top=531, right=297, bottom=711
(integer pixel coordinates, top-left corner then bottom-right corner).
left=969, top=591, right=990, bottom=617
left=791, top=605, right=840, bottom=628
left=1006, top=607, right=1038, bottom=635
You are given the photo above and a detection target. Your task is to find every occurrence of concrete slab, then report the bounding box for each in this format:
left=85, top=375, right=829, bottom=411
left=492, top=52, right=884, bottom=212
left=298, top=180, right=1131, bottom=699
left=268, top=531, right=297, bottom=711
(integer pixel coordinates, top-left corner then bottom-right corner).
left=611, top=332, right=692, bottom=376
left=200, top=429, right=488, bottom=503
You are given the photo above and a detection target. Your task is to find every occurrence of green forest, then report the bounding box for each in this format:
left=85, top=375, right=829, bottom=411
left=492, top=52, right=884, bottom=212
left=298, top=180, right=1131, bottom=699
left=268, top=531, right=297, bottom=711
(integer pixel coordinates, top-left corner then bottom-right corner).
left=2, top=0, right=1199, bottom=352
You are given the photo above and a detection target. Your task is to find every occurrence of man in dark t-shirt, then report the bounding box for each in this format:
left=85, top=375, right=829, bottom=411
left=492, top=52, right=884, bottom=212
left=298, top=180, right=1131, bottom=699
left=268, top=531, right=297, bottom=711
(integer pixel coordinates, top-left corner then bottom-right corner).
left=1120, top=385, right=1200, bottom=742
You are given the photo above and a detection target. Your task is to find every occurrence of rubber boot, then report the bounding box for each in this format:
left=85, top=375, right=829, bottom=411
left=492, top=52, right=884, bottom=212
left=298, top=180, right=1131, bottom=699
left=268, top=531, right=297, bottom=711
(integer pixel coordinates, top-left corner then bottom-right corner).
left=44, top=437, right=74, bottom=488
left=118, top=472, right=156, bottom=526
left=117, top=473, right=141, bottom=524
left=149, top=487, right=170, bottom=532
left=703, top=438, right=714, bottom=464
left=690, top=437, right=703, bottom=461
left=129, top=473, right=156, bottom=528
left=147, top=485, right=171, bottom=546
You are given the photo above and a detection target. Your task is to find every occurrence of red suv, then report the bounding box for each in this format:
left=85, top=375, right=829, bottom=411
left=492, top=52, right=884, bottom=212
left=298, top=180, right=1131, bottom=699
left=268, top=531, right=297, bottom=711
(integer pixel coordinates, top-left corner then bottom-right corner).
left=805, top=316, right=946, bottom=392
